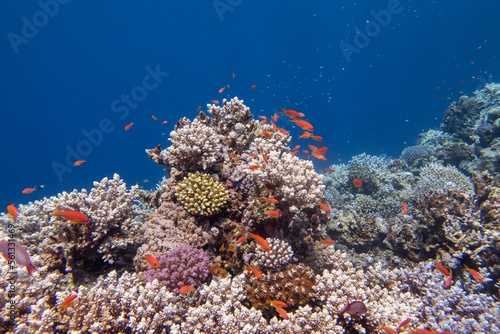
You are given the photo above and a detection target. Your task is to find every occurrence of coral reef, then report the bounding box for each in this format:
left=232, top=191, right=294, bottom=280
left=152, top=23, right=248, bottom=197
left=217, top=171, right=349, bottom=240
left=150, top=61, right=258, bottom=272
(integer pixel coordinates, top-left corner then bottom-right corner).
left=254, top=237, right=294, bottom=269
left=175, top=171, right=228, bottom=215
left=417, top=162, right=475, bottom=196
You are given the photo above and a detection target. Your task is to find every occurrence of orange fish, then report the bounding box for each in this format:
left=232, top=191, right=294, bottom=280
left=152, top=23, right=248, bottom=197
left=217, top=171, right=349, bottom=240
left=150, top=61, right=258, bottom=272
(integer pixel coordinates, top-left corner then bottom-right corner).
left=52, top=207, right=89, bottom=224
left=249, top=165, right=263, bottom=169
left=312, top=135, right=323, bottom=141
left=124, top=122, right=134, bottom=130
left=22, top=187, right=37, bottom=194
left=291, top=151, right=298, bottom=156
left=264, top=198, right=278, bottom=204
left=434, top=259, right=451, bottom=276
left=383, top=328, right=398, bottom=334
left=74, top=159, right=86, bottom=166
left=325, top=168, right=334, bottom=172
left=248, top=233, right=271, bottom=251
left=144, top=255, right=159, bottom=268
left=320, top=239, right=335, bottom=244
left=251, top=85, right=256, bottom=89
left=299, top=131, right=313, bottom=139
left=279, top=128, right=289, bottom=135
left=411, top=330, right=436, bottom=334
left=236, top=236, right=248, bottom=244
left=162, top=120, right=168, bottom=124
left=232, top=72, right=235, bottom=78
left=398, top=318, right=411, bottom=329
left=270, top=120, right=278, bottom=131
left=249, top=153, right=257, bottom=158
left=152, top=115, right=157, bottom=120
left=219, top=86, right=225, bottom=93
left=59, top=294, right=77, bottom=311
left=261, top=132, right=271, bottom=139
left=227, top=85, right=230, bottom=88
left=247, top=264, right=263, bottom=280
left=197, top=106, right=201, bottom=111
left=273, top=305, right=289, bottom=319
left=272, top=113, right=279, bottom=122
left=7, top=204, right=18, bottom=221
left=212, top=100, right=219, bottom=104
left=402, top=202, right=408, bottom=214
left=269, top=299, right=288, bottom=308
left=292, top=145, right=300, bottom=151
left=444, top=270, right=453, bottom=288
left=179, top=285, right=195, bottom=294
left=312, top=153, right=327, bottom=161
left=314, top=146, right=328, bottom=154
left=464, top=265, right=483, bottom=282
left=264, top=210, right=280, bottom=218
left=352, top=179, right=363, bottom=188
left=303, top=150, right=309, bottom=154
left=261, top=120, right=267, bottom=125
left=290, top=119, right=314, bottom=131
left=261, top=152, right=268, bottom=164
left=258, top=116, right=267, bottom=120
left=280, top=108, right=304, bottom=118
left=318, top=203, right=330, bottom=212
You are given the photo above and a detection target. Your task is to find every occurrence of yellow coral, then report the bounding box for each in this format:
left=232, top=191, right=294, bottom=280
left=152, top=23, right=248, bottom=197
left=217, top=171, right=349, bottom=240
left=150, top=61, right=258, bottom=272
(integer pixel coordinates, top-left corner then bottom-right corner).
left=175, top=172, right=228, bottom=215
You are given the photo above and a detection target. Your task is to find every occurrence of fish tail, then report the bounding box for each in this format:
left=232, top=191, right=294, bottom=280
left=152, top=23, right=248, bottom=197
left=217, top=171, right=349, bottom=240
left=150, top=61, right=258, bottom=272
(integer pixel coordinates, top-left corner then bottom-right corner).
left=52, top=207, right=62, bottom=216
left=25, top=263, right=37, bottom=277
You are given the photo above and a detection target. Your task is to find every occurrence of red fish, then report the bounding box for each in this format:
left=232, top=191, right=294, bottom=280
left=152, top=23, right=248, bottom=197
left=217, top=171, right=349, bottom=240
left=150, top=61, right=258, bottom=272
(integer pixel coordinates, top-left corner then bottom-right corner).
left=251, top=85, right=256, bottom=89
left=402, top=202, right=408, bottom=214
left=272, top=113, right=279, bottom=122
left=261, top=132, right=271, bottom=139
left=212, top=100, right=219, bottom=104
left=280, top=108, right=304, bottom=118
left=383, top=328, right=398, bottom=334
left=321, top=239, right=335, bottom=244
left=398, top=318, right=411, bottom=329
left=290, top=119, right=314, bottom=131
left=261, top=120, right=267, bottom=125
left=464, top=265, right=483, bottom=282
left=0, top=241, right=37, bottom=276
left=434, top=259, right=451, bottom=276
left=318, top=202, right=330, bottom=212
left=59, top=294, right=77, bottom=311
left=219, top=86, right=225, bottom=93
left=312, top=153, right=327, bottom=161
left=269, top=299, right=287, bottom=308
left=247, top=264, right=263, bottom=280
left=273, top=305, right=289, bottom=319
left=74, top=159, right=86, bottom=166
left=303, top=150, right=309, bottom=154
left=52, top=207, right=89, bottom=224
left=264, top=198, right=278, bottom=204
left=444, top=270, right=453, bottom=288
left=162, top=120, right=168, bottom=124
left=292, top=145, right=301, bottom=151
left=249, top=165, right=263, bottom=170
left=179, top=285, right=195, bottom=294
left=279, top=128, right=289, bottom=135
left=291, top=151, right=298, bottom=156
left=152, top=115, right=157, bottom=120
left=352, top=179, right=363, bottom=188
left=248, top=233, right=271, bottom=251
left=236, top=236, right=248, bottom=244
left=265, top=210, right=280, bottom=218
left=145, top=255, right=159, bottom=268
left=325, top=168, right=334, bottom=172
left=261, top=152, right=268, bottom=164
left=258, top=116, right=267, bottom=120
left=270, top=120, right=278, bottom=131
left=124, top=122, right=134, bottom=130
left=312, top=135, right=323, bottom=141
left=197, top=106, right=201, bottom=111
left=232, top=72, right=235, bottom=78
left=299, top=131, right=313, bottom=139
left=7, top=204, right=18, bottom=221
left=22, top=187, right=37, bottom=194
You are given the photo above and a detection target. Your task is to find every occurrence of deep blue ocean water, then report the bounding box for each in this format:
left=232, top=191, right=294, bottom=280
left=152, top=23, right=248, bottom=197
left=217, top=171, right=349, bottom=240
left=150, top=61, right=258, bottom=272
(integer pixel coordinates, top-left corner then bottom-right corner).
left=1, top=0, right=499, bottom=209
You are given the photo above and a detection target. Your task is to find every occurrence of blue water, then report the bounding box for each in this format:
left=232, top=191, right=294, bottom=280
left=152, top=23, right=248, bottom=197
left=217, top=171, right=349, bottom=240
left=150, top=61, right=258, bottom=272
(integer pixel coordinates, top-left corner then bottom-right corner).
left=1, top=0, right=499, bottom=209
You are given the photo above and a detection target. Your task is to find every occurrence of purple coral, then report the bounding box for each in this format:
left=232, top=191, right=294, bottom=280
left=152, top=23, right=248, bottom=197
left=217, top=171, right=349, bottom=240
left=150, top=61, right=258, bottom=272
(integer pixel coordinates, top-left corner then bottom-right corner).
left=144, top=245, right=210, bottom=293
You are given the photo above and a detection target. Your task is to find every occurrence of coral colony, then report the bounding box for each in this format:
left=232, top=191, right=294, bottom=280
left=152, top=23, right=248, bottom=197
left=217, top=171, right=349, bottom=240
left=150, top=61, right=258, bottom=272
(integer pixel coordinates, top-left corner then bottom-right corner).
left=1, top=86, right=500, bottom=333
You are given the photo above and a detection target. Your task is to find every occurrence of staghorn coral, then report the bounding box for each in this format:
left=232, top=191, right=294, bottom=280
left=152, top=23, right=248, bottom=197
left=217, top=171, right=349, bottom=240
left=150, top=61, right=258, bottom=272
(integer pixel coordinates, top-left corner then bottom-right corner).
left=175, top=171, right=228, bottom=215
left=254, top=238, right=294, bottom=269
left=142, top=245, right=210, bottom=294
left=417, top=162, right=475, bottom=196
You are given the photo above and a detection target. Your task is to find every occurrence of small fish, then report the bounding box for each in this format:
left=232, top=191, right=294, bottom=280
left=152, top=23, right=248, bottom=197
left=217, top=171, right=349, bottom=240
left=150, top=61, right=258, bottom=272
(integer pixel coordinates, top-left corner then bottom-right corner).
left=247, top=264, right=263, bottom=280
left=249, top=165, right=263, bottom=170
left=464, top=265, right=483, bottom=282
left=280, top=108, right=305, bottom=118
left=444, top=270, right=453, bottom=288
left=291, top=151, right=298, bottom=156
left=272, top=113, right=279, bottom=122
left=303, top=150, right=309, bottom=154
left=59, top=294, right=77, bottom=311
left=264, top=210, right=280, bottom=218
left=232, top=72, right=235, bottom=78
left=352, top=179, right=363, bottom=188
left=152, top=115, right=157, bottom=120
left=290, top=119, right=314, bottom=131
left=273, top=305, right=289, bottom=319
left=299, top=131, right=313, bottom=139
left=0, top=241, right=37, bottom=276
left=383, top=328, right=398, bottom=334
left=398, top=318, right=411, bottom=329
left=197, top=106, right=201, bottom=111
left=7, top=204, right=18, bottom=221
left=320, top=239, right=335, bottom=244
left=270, top=120, right=278, bottom=131
left=124, top=122, right=134, bottom=130
left=261, top=119, right=267, bottom=125
left=212, top=100, right=219, bottom=104
left=258, top=116, right=267, bottom=120
left=312, top=153, right=327, bottom=161
left=236, top=236, right=248, bottom=244
left=269, top=299, right=288, bottom=308
left=311, top=135, right=323, bottom=141
left=261, top=132, right=272, bottom=139
left=179, top=285, right=195, bottom=294
left=22, top=187, right=37, bottom=194
left=292, top=145, right=301, bottom=151
left=318, top=202, right=330, bottom=212
left=249, top=153, right=257, bottom=158
left=261, top=152, right=268, bottom=164
left=52, top=207, right=89, bottom=224
left=325, top=168, right=334, bottom=172
left=251, top=85, right=256, bottom=89
left=144, top=255, right=159, bottom=268
left=162, top=120, right=168, bottom=124
left=434, top=259, right=451, bottom=276
left=279, top=128, right=289, bottom=135
left=218, top=86, right=225, bottom=93
left=248, top=233, right=271, bottom=251
left=402, top=202, right=408, bottom=214
left=264, top=198, right=278, bottom=204
left=74, top=159, right=86, bottom=166
left=235, top=182, right=242, bottom=187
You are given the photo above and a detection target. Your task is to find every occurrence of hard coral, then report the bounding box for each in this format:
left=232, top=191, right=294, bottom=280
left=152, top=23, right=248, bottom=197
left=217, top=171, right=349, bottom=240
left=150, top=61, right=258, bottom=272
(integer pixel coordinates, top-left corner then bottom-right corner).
left=254, top=238, right=294, bottom=269
left=417, top=162, right=474, bottom=196
left=175, top=171, right=228, bottom=215
left=143, top=245, right=210, bottom=294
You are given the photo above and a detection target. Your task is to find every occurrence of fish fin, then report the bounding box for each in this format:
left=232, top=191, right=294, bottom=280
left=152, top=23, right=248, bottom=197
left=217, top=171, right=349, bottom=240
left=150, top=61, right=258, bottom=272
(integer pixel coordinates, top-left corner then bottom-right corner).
left=25, top=263, right=37, bottom=277
left=51, top=207, right=62, bottom=216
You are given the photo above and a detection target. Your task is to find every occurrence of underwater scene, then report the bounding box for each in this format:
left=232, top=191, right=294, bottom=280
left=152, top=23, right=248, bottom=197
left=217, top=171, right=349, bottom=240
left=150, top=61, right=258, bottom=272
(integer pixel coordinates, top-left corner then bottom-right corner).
left=1, top=1, right=500, bottom=334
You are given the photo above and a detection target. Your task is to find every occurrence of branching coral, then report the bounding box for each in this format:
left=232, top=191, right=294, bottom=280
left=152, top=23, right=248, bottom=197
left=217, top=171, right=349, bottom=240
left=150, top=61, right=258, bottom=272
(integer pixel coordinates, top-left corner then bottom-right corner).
left=417, top=162, right=474, bottom=196
left=254, top=238, right=294, bottom=269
